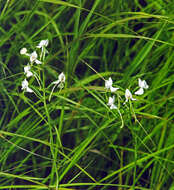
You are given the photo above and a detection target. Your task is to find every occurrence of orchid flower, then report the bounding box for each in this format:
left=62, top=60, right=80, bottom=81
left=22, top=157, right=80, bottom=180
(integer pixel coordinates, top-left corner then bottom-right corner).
left=49, top=72, right=66, bottom=101
left=29, top=51, right=42, bottom=64
left=20, top=48, right=28, bottom=55
left=135, top=78, right=149, bottom=95
left=124, top=89, right=136, bottom=104
left=37, top=39, right=48, bottom=49
left=52, top=72, right=65, bottom=86
left=21, top=78, right=33, bottom=93
left=24, top=65, right=33, bottom=78
left=37, top=39, right=49, bottom=60
left=20, top=48, right=42, bottom=64
left=24, top=65, right=42, bottom=89
left=105, top=77, right=119, bottom=92
left=107, top=96, right=117, bottom=109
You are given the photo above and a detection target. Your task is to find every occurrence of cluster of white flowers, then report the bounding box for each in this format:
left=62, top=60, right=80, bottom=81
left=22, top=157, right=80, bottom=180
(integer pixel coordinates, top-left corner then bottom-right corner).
left=105, top=77, right=119, bottom=109
left=20, top=39, right=148, bottom=111
left=105, top=77, right=149, bottom=109
left=20, top=39, right=65, bottom=95
left=20, top=40, right=49, bottom=93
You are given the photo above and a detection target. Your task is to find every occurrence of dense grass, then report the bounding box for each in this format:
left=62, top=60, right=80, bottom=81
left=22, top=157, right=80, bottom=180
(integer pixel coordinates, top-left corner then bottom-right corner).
left=1, top=0, right=174, bottom=189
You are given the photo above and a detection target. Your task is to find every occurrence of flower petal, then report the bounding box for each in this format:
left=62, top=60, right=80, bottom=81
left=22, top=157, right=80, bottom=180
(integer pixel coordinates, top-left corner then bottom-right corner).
left=110, top=104, right=117, bottom=109
left=30, top=51, right=38, bottom=62
left=20, top=48, right=27, bottom=55
left=35, top=59, right=42, bottom=64
left=52, top=80, right=60, bottom=85
left=58, top=72, right=65, bottom=83
left=138, top=78, right=149, bottom=89
left=22, top=79, right=28, bottom=89
left=135, top=88, right=144, bottom=95
left=37, top=39, right=49, bottom=48
left=107, top=96, right=115, bottom=106
left=125, top=89, right=132, bottom=100
left=26, top=71, right=33, bottom=78
left=24, top=65, right=30, bottom=72
left=142, top=80, right=149, bottom=89
left=110, top=86, right=119, bottom=92
left=26, top=87, right=33, bottom=93
left=105, top=77, right=113, bottom=89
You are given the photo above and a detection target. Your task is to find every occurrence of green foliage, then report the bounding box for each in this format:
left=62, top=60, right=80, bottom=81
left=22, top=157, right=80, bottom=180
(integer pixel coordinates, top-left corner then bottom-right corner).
left=0, top=0, right=174, bottom=189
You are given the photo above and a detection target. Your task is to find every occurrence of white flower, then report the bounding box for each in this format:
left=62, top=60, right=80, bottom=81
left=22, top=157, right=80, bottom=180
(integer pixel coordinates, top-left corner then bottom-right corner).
left=21, top=78, right=33, bottom=93
left=135, top=78, right=149, bottom=95
left=37, top=39, right=49, bottom=48
left=20, top=48, right=28, bottom=55
left=37, top=39, right=49, bottom=58
left=49, top=72, right=66, bottom=101
left=105, top=77, right=119, bottom=92
left=107, top=96, right=117, bottom=109
left=24, top=65, right=33, bottom=78
left=24, top=65, right=41, bottom=88
left=52, top=72, right=66, bottom=86
left=125, top=89, right=136, bottom=103
left=30, top=51, right=42, bottom=64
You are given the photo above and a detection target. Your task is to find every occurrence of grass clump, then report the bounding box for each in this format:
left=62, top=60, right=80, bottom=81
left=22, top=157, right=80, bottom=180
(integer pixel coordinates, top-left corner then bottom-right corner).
left=0, top=0, right=174, bottom=189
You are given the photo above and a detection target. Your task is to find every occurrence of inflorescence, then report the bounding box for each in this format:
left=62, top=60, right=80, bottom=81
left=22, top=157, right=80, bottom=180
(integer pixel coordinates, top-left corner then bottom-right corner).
left=105, top=77, right=148, bottom=108
left=20, top=39, right=65, bottom=96
left=20, top=39, right=149, bottom=128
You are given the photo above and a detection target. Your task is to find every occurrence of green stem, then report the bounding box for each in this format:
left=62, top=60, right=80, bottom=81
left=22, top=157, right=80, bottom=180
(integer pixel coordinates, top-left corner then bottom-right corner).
left=42, top=66, right=59, bottom=187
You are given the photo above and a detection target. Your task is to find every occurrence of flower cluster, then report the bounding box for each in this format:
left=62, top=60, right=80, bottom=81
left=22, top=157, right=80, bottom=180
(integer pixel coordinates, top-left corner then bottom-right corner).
left=19, top=38, right=149, bottom=132
left=105, top=77, right=119, bottom=109
left=20, top=40, right=148, bottom=116
left=105, top=77, right=149, bottom=109
left=20, top=39, right=65, bottom=96
left=20, top=40, right=49, bottom=93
